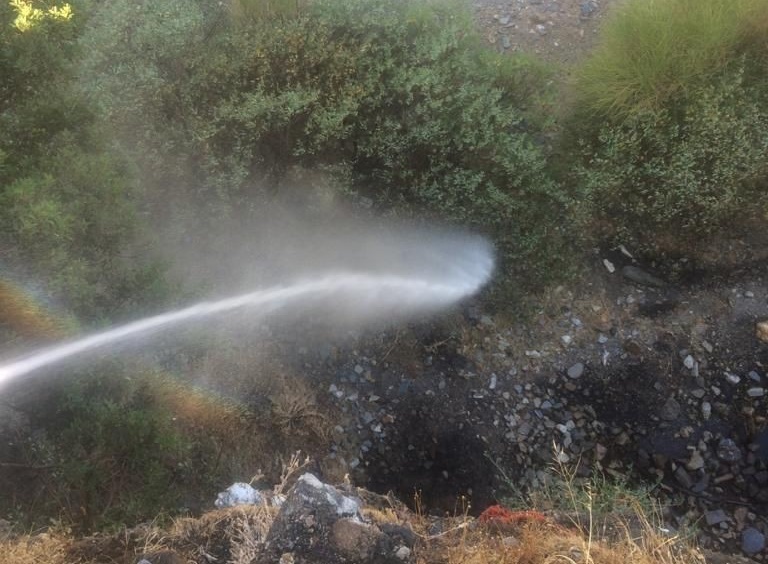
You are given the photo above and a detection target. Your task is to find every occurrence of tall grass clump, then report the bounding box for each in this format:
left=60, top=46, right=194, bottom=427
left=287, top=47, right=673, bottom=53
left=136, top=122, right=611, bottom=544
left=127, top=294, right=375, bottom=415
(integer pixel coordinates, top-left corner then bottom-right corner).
left=567, top=0, right=768, bottom=255
left=573, top=0, right=768, bottom=118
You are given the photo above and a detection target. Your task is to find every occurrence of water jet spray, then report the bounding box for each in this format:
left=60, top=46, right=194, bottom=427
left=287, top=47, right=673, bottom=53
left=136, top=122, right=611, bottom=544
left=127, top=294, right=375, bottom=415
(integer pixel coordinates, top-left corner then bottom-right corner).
left=0, top=238, right=493, bottom=388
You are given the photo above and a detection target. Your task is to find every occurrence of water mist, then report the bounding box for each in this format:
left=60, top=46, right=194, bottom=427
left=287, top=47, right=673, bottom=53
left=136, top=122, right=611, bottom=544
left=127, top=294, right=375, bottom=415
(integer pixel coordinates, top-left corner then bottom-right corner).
left=0, top=231, right=494, bottom=388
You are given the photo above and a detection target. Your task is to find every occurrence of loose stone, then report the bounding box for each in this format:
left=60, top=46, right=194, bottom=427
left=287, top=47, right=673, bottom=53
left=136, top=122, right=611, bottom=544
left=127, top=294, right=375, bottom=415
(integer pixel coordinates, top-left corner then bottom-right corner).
left=705, top=509, right=729, bottom=526
left=567, top=363, right=584, bottom=379
left=742, top=527, right=766, bottom=555
left=659, top=397, right=681, bottom=421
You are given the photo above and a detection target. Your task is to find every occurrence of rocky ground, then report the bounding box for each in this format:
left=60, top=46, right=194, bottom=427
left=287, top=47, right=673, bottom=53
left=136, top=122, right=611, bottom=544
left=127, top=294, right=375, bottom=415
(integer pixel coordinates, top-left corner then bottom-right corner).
left=280, top=241, right=768, bottom=561
left=471, top=0, right=610, bottom=65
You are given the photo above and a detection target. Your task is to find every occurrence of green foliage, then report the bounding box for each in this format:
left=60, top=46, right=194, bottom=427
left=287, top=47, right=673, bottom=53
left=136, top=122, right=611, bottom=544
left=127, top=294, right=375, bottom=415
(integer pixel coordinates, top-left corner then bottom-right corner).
left=575, top=66, right=768, bottom=247
left=0, top=1, right=173, bottom=319
left=567, top=0, right=768, bottom=253
left=0, top=137, right=171, bottom=318
left=229, top=0, right=306, bottom=23
left=0, top=0, right=81, bottom=176
left=22, top=368, right=191, bottom=531
left=76, top=0, right=222, bottom=224
left=9, top=0, right=73, bottom=32
left=73, top=0, right=572, bottom=292
left=188, top=0, right=569, bottom=288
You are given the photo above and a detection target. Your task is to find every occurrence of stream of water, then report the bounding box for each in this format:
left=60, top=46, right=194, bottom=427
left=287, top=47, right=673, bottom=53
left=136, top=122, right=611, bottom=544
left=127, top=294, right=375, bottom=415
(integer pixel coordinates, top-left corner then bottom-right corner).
left=0, top=246, right=493, bottom=387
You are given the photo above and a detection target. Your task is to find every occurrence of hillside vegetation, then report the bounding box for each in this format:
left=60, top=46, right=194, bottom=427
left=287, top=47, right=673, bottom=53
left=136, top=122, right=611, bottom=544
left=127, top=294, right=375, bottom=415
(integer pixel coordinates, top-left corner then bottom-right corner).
left=569, top=0, right=768, bottom=252
left=0, top=0, right=767, bottom=560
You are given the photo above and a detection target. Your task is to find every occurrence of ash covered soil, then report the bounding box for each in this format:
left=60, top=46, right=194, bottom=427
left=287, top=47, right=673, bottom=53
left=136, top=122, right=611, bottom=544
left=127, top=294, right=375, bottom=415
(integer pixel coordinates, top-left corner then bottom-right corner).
left=290, top=240, right=768, bottom=559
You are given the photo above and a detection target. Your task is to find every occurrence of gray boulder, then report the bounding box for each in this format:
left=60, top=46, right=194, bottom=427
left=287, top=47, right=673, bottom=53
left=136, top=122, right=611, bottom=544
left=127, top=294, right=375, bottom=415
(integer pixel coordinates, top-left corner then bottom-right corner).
left=259, top=473, right=412, bottom=564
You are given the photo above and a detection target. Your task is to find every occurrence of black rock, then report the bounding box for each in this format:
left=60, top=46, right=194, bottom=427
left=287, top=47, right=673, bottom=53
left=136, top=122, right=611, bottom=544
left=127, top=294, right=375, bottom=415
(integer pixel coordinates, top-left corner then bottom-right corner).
left=580, top=0, right=598, bottom=18
left=704, top=509, right=728, bottom=526
left=637, top=289, right=681, bottom=317
left=674, top=465, right=693, bottom=489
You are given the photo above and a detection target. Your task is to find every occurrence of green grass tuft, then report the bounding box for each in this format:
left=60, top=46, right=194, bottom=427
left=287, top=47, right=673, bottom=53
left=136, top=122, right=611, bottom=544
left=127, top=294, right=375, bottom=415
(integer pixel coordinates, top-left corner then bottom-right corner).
left=574, top=0, right=768, bottom=118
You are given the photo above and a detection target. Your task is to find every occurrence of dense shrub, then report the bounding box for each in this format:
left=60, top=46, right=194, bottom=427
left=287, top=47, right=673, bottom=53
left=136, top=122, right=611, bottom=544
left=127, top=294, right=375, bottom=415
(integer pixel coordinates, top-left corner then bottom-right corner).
left=0, top=1, right=172, bottom=319
left=575, top=66, right=768, bottom=246
left=79, top=0, right=570, bottom=290
left=15, top=368, right=191, bottom=531
left=568, top=0, right=768, bottom=251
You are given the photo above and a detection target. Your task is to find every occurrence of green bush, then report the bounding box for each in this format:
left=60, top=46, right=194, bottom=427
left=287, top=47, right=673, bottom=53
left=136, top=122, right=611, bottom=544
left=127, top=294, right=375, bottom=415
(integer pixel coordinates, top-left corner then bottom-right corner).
left=0, top=2, right=173, bottom=319
left=0, top=138, right=172, bottom=318
left=20, top=368, right=191, bottom=531
left=229, top=0, right=307, bottom=22
left=568, top=0, right=768, bottom=252
left=575, top=66, right=768, bottom=248
left=76, top=0, right=571, bottom=291
left=116, top=0, right=570, bottom=290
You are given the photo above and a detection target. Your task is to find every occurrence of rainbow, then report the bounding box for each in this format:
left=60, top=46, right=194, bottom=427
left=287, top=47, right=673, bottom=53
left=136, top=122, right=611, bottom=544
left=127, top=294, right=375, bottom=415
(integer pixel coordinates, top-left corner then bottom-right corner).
left=0, top=278, right=70, bottom=340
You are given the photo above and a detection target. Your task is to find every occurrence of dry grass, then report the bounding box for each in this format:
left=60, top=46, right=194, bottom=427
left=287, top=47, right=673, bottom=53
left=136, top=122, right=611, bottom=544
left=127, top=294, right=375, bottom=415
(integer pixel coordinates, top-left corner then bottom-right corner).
left=0, top=532, right=69, bottom=564
left=407, top=491, right=703, bottom=564
left=169, top=505, right=276, bottom=564
left=417, top=454, right=705, bottom=564
left=2, top=460, right=294, bottom=564
left=433, top=517, right=704, bottom=564
left=0, top=450, right=302, bottom=564
left=2, top=473, right=708, bottom=564
left=269, top=375, right=330, bottom=440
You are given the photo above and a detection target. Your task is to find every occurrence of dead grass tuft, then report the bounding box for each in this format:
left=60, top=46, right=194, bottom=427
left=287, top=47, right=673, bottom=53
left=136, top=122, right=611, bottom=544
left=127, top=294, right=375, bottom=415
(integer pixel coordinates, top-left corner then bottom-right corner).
left=1, top=532, right=69, bottom=564
left=427, top=512, right=703, bottom=564
left=171, top=505, right=276, bottom=564
left=269, top=375, right=330, bottom=441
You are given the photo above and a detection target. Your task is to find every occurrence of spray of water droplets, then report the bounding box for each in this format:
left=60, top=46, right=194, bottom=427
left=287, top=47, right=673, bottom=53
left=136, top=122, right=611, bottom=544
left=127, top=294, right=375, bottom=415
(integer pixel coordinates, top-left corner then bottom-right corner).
left=0, top=238, right=493, bottom=387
